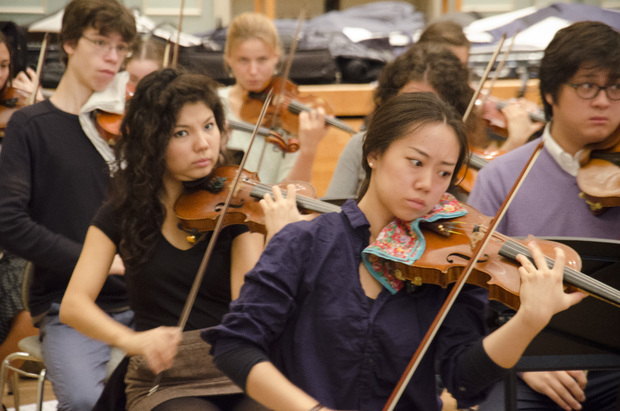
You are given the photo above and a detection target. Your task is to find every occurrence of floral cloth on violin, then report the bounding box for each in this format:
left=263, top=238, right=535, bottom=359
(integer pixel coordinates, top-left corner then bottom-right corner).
left=362, top=193, right=466, bottom=294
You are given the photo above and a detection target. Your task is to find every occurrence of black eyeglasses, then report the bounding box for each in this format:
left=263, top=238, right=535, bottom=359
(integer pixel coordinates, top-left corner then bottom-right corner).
left=566, top=82, right=620, bottom=101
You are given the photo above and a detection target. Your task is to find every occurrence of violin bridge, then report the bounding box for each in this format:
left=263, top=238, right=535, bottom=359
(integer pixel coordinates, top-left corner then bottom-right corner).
left=470, top=225, right=484, bottom=250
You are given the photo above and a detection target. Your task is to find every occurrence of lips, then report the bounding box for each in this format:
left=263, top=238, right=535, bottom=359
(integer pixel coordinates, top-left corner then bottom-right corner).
left=589, top=116, right=608, bottom=124
left=194, top=158, right=212, bottom=168
left=406, top=198, right=426, bottom=211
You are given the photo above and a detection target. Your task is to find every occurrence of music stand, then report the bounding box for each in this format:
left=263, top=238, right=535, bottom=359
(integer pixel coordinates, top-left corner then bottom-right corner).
left=504, top=237, right=620, bottom=410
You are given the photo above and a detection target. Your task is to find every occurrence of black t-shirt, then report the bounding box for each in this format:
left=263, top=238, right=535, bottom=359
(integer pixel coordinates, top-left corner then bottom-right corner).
left=92, top=201, right=249, bottom=332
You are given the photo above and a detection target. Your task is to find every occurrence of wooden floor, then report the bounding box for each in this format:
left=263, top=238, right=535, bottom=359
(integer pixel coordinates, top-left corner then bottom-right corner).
left=2, top=375, right=460, bottom=410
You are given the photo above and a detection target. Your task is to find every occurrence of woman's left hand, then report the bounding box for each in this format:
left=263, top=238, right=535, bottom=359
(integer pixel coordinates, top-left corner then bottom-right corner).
left=516, top=239, right=587, bottom=332
left=298, top=107, right=328, bottom=154
left=12, top=67, right=44, bottom=102
left=260, top=184, right=303, bottom=242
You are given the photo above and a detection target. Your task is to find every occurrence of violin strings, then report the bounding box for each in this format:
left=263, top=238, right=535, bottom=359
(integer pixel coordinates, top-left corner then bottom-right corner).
left=250, top=183, right=341, bottom=214
left=500, top=241, right=620, bottom=302
left=434, top=221, right=620, bottom=304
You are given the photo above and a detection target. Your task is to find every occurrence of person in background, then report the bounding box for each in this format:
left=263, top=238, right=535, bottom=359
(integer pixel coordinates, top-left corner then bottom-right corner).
left=124, top=36, right=165, bottom=91
left=0, top=32, right=43, bottom=103
left=221, top=12, right=328, bottom=184
left=0, top=32, right=40, bottom=390
left=203, top=92, right=585, bottom=411
left=0, top=1, right=137, bottom=409
left=468, top=21, right=620, bottom=411
left=417, top=20, right=471, bottom=66
left=418, top=19, right=544, bottom=152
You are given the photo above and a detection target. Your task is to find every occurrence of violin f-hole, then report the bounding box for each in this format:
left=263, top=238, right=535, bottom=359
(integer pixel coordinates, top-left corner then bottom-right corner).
left=214, top=200, right=245, bottom=212
left=447, top=252, right=489, bottom=265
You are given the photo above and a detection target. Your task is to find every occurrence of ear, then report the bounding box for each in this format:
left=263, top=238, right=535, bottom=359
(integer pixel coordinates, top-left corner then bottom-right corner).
left=366, top=151, right=378, bottom=167
left=544, top=92, right=554, bottom=107
left=63, top=40, right=77, bottom=58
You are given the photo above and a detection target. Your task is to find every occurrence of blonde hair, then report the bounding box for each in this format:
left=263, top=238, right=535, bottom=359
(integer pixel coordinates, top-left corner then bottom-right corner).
left=224, top=12, right=282, bottom=58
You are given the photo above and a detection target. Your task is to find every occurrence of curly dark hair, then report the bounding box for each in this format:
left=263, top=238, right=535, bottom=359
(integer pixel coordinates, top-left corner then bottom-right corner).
left=373, top=43, right=474, bottom=119
left=358, top=92, right=468, bottom=200
left=539, top=21, right=620, bottom=120
left=108, top=68, right=228, bottom=269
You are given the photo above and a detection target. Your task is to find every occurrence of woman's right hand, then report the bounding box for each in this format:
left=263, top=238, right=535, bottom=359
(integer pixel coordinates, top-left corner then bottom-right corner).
left=120, top=327, right=182, bottom=375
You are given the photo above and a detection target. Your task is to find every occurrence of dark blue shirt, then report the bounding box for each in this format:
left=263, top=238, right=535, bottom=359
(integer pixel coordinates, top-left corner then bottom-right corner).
left=204, top=200, right=506, bottom=411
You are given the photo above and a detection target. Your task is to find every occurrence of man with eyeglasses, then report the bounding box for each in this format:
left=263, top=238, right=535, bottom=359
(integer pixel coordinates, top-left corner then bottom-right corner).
left=468, top=21, right=620, bottom=411
left=0, top=0, right=136, bottom=409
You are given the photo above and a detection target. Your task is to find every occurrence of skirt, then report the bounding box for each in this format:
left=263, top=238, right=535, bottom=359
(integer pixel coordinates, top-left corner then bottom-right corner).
left=124, top=329, right=242, bottom=411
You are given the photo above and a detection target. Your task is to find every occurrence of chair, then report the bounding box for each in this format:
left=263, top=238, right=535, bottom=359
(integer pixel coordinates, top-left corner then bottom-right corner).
left=0, top=262, right=126, bottom=410
left=0, top=262, right=46, bottom=410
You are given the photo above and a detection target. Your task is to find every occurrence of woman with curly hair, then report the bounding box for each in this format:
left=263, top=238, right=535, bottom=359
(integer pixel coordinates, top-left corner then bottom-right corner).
left=60, top=68, right=295, bottom=410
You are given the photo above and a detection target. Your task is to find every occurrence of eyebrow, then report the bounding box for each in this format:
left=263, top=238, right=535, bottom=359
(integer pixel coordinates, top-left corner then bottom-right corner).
left=410, top=147, right=456, bottom=166
left=175, top=114, right=215, bottom=128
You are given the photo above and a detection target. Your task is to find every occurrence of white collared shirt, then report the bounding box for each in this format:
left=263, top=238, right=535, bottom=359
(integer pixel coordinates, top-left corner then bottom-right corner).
left=542, top=122, right=585, bottom=177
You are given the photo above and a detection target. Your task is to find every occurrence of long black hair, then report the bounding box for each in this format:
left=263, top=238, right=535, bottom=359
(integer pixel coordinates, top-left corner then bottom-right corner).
left=109, top=67, right=228, bottom=269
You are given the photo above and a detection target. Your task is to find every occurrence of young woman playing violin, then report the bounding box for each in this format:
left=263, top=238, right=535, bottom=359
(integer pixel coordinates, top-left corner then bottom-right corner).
left=0, top=31, right=40, bottom=389
left=204, top=92, right=585, bottom=411
left=221, top=12, right=328, bottom=184
left=0, top=32, right=44, bottom=138
left=60, top=68, right=297, bottom=410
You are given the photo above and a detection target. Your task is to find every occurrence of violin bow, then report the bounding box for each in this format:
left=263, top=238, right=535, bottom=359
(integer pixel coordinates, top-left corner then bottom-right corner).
left=479, top=31, right=518, bottom=112
left=383, top=34, right=531, bottom=411
left=171, top=0, right=185, bottom=69
left=462, top=34, right=506, bottom=124
left=148, top=90, right=275, bottom=396
left=255, top=8, right=306, bottom=174
left=25, top=32, right=49, bottom=106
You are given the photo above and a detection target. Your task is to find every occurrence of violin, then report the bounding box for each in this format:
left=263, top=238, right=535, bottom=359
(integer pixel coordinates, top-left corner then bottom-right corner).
left=93, top=82, right=135, bottom=145
left=240, top=76, right=357, bottom=136
left=577, top=133, right=620, bottom=215
left=0, top=87, right=30, bottom=136
left=457, top=146, right=505, bottom=194
left=174, top=165, right=340, bottom=237
left=386, top=202, right=620, bottom=310
left=228, top=119, right=299, bottom=153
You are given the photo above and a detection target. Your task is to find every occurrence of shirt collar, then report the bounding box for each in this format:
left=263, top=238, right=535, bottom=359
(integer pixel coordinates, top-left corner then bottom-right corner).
left=341, top=199, right=371, bottom=230
left=542, top=123, right=585, bottom=177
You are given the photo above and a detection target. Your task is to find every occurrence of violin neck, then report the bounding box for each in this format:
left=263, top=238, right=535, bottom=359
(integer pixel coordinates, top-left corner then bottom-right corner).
left=495, top=101, right=546, bottom=123
left=499, top=240, right=620, bottom=307
left=247, top=91, right=356, bottom=135
left=469, top=153, right=489, bottom=170
left=228, top=119, right=273, bottom=138
left=249, top=183, right=341, bottom=214
left=286, top=100, right=357, bottom=134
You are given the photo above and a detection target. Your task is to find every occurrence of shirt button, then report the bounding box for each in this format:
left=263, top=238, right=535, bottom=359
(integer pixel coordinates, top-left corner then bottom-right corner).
left=459, top=386, right=467, bottom=392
